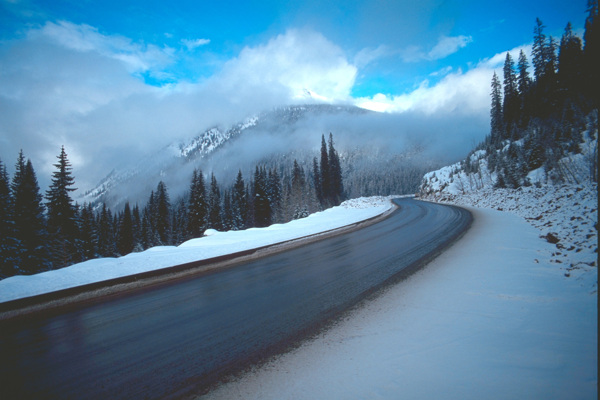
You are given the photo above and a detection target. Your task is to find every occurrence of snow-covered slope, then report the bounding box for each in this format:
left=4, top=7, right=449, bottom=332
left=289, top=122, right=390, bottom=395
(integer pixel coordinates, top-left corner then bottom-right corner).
left=419, top=124, right=597, bottom=285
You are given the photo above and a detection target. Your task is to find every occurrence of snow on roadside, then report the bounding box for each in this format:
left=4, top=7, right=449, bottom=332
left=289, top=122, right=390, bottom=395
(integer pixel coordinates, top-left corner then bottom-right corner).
left=0, top=197, right=396, bottom=304
left=420, top=183, right=598, bottom=292
left=200, top=206, right=597, bottom=400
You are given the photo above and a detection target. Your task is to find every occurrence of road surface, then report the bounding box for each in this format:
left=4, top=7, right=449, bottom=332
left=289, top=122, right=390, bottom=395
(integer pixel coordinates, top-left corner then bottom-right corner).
left=0, top=198, right=471, bottom=399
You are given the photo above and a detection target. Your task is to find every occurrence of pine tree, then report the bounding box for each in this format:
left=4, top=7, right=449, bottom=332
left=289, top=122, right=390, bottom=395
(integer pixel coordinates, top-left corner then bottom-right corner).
left=188, top=169, right=208, bottom=237
left=231, top=170, right=247, bottom=229
left=171, top=198, right=188, bottom=244
left=208, top=173, right=223, bottom=230
left=319, top=134, right=331, bottom=205
left=0, top=159, right=18, bottom=277
left=79, top=203, right=98, bottom=261
left=558, top=22, right=584, bottom=95
left=117, top=202, right=134, bottom=255
left=221, top=190, right=233, bottom=231
left=490, top=72, right=504, bottom=146
left=312, top=157, right=323, bottom=206
left=328, top=133, right=344, bottom=205
left=245, top=184, right=255, bottom=228
left=267, top=167, right=283, bottom=223
left=155, top=181, right=171, bottom=245
left=584, top=0, right=599, bottom=109
left=46, top=146, right=79, bottom=268
left=12, top=152, right=50, bottom=274
left=131, top=204, right=142, bottom=251
left=517, top=50, right=532, bottom=126
left=290, top=160, right=308, bottom=219
left=533, top=18, right=549, bottom=82
left=503, top=52, right=519, bottom=136
left=253, top=166, right=271, bottom=227
left=97, top=203, right=116, bottom=256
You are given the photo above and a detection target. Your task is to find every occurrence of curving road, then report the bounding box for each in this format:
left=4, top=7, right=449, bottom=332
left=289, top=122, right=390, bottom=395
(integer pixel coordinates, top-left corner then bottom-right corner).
left=0, top=198, right=471, bottom=399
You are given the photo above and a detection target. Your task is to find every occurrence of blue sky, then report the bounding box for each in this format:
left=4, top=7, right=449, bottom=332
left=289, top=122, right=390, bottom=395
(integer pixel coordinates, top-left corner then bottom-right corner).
left=0, top=0, right=590, bottom=190
left=1, top=0, right=585, bottom=94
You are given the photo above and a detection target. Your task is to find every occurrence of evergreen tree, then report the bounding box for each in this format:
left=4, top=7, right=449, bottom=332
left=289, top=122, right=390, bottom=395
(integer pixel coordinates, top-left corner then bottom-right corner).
left=79, top=203, right=98, bottom=261
left=245, top=184, right=255, bottom=228
left=131, top=204, right=142, bottom=251
left=208, top=173, right=223, bottom=230
left=12, top=152, right=49, bottom=274
left=45, top=146, right=79, bottom=268
left=328, top=133, right=344, bottom=205
left=171, top=198, right=188, bottom=244
left=319, top=134, right=331, bottom=205
left=253, top=166, right=271, bottom=227
left=140, top=209, right=154, bottom=250
left=517, top=50, right=532, bottom=125
left=231, top=170, right=247, bottom=229
left=117, top=202, right=134, bottom=255
left=312, top=157, right=323, bottom=206
left=0, top=159, right=18, bottom=277
left=490, top=72, right=504, bottom=146
left=532, top=18, right=549, bottom=81
left=503, top=52, right=519, bottom=135
left=97, top=203, right=116, bottom=257
left=155, top=181, right=171, bottom=245
left=267, top=167, right=283, bottom=223
left=290, top=160, right=308, bottom=219
left=221, top=190, right=233, bottom=231
left=558, top=22, right=584, bottom=96
left=584, top=0, right=599, bottom=109
left=188, top=168, right=208, bottom=237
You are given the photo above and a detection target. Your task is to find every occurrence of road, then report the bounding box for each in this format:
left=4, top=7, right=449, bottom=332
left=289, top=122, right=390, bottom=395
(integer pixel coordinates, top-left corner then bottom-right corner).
left=0, top=198, right=471, bottom=399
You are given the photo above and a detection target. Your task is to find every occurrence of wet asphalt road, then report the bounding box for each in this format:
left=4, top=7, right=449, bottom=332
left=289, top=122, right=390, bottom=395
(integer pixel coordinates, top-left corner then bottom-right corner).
left=0, top=198, right=471, bottom=399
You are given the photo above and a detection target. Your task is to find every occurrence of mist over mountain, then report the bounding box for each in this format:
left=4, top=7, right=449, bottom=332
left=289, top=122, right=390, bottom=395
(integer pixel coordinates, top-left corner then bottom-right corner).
left=79, top=103, right=485, bottom=209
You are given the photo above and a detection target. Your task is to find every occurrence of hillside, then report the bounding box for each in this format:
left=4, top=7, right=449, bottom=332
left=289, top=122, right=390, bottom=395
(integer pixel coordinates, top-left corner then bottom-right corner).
left=78, top=104, right=440, bottom=209
left=418, top=116, right=597, bottom=297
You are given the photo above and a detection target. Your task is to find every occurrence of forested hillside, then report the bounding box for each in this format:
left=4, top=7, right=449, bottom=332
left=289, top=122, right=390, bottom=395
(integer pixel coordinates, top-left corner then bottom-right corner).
left=421, top=1, right=598, bottom=197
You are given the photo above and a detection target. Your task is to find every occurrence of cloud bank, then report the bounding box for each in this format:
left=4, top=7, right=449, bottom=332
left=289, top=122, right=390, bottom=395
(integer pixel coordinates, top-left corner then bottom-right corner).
left=0, top=21, right=495, bottom=195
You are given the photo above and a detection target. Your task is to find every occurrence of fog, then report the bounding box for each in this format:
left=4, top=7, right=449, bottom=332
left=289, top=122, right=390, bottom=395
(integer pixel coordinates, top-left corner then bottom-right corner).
left=0, top=23, right=495, bottom=202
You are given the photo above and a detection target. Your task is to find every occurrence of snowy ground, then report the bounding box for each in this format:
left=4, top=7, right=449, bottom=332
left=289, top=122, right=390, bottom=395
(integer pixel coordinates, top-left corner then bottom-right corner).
left=200, top=203, right=597, bottom=400
left=0, top=196, right=395, bottom=303
left=422, top=183, right=598, bottom=288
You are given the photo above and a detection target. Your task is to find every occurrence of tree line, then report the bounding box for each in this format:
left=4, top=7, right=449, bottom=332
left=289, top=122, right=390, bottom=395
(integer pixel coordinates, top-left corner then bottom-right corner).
left=483, top=0, right=598, bottom=188
left=0, top=134, right=344, bottom=279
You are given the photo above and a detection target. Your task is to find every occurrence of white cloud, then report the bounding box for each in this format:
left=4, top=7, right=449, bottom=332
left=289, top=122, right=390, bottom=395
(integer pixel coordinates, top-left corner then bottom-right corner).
left=401, top=35, right=472, bottom=62
left=216, top=29, right=357, bottom=101
left=1, top=25, right=360, bottom=191
left=29, top=21, right=175, bottom=73
left=353, top=45, right=390, bottom=68
left=356, top=68, right=490, bottom=115
left=181, top=38, right=211, bottom=51
left=427, top=35, right=472, bottom=60
left=356, top=44, right=532, bottom=116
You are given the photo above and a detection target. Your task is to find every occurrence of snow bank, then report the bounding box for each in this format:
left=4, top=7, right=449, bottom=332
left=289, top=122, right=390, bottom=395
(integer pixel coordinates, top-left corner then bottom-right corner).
left=0, top=197, right=395, bottom=303
left=421, top=184, right=597, bottom=289
left=200, top=207, right=597, bottom=400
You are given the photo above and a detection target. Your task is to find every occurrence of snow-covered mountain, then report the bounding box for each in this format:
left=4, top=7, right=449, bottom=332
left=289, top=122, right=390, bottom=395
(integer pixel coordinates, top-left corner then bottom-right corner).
left=79, top=104, right=438, bottom=209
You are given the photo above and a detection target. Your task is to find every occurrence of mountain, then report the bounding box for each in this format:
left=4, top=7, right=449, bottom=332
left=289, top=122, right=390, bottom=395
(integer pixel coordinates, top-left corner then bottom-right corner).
left=79, top=104, right=442, bottom=209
